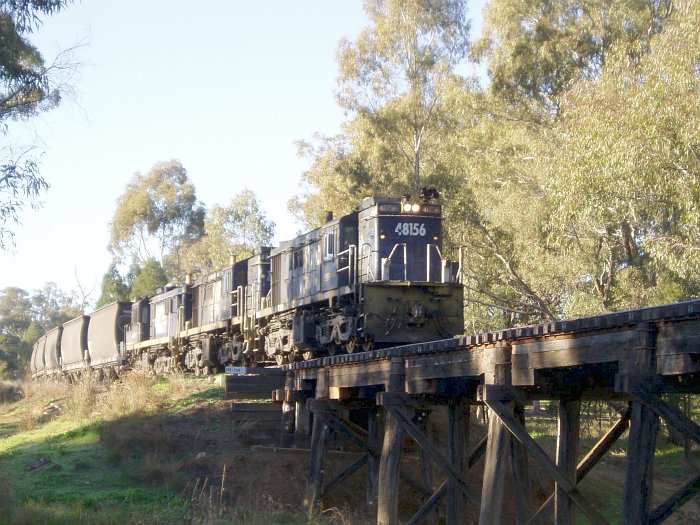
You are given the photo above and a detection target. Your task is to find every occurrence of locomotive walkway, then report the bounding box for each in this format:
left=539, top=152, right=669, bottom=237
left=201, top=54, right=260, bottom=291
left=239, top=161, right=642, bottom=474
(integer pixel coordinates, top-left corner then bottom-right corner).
left=280, top=300, right=700, bottom=525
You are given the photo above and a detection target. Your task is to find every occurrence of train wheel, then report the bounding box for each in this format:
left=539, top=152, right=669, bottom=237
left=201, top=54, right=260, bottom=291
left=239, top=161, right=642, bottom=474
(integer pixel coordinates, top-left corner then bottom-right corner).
left=362, top=340, right=374, bottom=352
left=275, top=354, right=285, bottom=366
left=302, top=349, right=315, bottom=361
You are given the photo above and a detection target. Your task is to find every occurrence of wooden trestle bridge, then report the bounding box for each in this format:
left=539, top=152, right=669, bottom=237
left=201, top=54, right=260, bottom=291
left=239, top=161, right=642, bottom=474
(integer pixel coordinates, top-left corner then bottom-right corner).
left=278, top=300, right=700, bottom=525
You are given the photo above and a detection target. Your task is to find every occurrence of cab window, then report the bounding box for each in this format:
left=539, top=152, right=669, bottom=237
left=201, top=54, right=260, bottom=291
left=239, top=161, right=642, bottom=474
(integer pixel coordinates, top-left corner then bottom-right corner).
left=324, top=232, right=336, bottom=261
left=292, top=248, right=304, bottom=269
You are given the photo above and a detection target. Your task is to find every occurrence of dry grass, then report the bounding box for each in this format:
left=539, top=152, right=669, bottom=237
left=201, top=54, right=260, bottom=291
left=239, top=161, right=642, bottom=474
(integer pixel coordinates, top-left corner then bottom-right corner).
left=4, top=372, right=370, bottom=524
left=98, top=369, right=164, bottom=418
left=184, top=467, right=232, bottom=522
left=12, top=369, right=208, bottom=434
left=64, top=374, right=101, bottom=418
left=0, top=380, right=24, bottom=404
left=15, top=380, right=68, bottom=430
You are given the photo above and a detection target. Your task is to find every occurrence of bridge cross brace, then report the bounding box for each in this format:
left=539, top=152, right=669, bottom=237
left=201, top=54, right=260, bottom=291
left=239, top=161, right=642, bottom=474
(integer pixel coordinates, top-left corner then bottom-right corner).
left=620, top=377, right=700, bottom=525
left=376, top=391, right=484, bottom=525
left=480, top=385, right=611, bottom=525
left=304, top=397, right=444, bottom=520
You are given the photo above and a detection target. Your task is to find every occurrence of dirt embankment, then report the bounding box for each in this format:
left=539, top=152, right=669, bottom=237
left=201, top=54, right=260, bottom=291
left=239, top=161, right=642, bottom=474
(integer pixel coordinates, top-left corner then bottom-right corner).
left=10, top=377, right=696, bottom=524
left=131, top=400, right=698, bottom=524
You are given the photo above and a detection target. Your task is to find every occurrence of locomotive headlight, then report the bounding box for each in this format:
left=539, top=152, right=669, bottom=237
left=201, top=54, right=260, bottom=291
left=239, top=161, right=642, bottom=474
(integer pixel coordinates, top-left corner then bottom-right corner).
left=433, top=234, right=439, bottom=241
left=411, top=203, right=420, bottom=212
left=379, top=231, right=386, bottom=240
left=402, top=203, right=412, bottom=212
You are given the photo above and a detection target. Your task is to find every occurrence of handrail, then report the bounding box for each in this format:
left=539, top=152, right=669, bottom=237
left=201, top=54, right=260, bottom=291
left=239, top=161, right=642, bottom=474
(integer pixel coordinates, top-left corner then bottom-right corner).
left=230, top=285, right=244, bottom=318
left=360, top=243, right=375, bottom=281
left=382, top=243, right=407, bottom=281
left=336, top=244, right=357, bottom=286
left=427, top=243, right=446, bottom=283
left=230, top=288, right=238, bottom=316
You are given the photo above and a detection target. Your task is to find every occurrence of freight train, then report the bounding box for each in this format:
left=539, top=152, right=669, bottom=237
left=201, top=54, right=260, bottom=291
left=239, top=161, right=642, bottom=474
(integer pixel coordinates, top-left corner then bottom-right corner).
left=30, top=193, right=464, bottom=380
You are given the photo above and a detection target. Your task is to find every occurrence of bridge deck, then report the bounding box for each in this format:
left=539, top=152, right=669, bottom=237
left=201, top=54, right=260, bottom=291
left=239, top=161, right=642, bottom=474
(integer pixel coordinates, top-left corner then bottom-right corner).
left=285, top=300, right=700, bottom=399
left=282, top=301, right=700, bottom=525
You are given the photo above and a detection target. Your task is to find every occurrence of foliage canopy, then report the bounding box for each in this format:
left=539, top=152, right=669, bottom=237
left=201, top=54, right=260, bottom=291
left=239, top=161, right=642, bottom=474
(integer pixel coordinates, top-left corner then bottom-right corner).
left=0, top=0, right=73, bottom=249
left=109, top=159, right=205, bottom=267
left=294, top=0, right=700, bottom=331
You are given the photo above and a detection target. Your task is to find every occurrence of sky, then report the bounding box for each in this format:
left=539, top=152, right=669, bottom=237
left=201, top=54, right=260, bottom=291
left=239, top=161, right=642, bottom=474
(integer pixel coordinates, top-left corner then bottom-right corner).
left=0, top=1, right=485, bottom=305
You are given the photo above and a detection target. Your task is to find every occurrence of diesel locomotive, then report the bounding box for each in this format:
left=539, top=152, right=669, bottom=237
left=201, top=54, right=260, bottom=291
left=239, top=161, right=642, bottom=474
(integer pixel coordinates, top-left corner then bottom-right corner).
left=30, top=193, right=464, bottom=379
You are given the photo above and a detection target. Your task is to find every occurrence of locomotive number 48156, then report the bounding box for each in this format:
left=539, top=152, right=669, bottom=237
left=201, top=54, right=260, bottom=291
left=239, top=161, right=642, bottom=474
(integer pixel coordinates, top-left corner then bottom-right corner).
left=394, top=222, right=427, bottom=236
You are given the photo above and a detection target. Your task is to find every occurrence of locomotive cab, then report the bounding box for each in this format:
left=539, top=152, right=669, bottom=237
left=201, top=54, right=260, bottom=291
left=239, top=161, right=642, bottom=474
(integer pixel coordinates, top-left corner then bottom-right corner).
left=357, top=196, right=458, bottom=285
left=149, top=285, right=192, bottom=341
left=353, top=194, right=464, bottom=347
left=125, top=297, right=150, bottom=347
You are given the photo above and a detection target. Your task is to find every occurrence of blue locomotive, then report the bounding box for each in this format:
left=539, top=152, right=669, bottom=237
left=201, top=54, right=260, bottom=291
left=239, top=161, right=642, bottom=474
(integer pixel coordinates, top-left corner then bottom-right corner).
left=30, top=193, right=464, bottom=378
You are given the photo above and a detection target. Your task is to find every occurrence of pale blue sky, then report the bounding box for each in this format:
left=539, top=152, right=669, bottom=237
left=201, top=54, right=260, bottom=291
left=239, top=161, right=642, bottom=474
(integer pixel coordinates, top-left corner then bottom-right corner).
left=0, top=1, right=485, bottom=303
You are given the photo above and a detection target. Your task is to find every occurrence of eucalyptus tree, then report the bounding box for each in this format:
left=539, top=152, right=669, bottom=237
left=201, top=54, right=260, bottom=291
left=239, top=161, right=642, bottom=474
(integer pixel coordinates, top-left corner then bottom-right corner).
left=337, top=0, right=470, bottom=183
left=0, top=283, right=81, bottom=376
left=96, top=261, right=131, bottom=307
left=128, top=258, right=168, bottom=299
left=295, top=0, right=472, bottom=228
left=543, top=0, right=700, bottom=314
left=474, top=0, right=674, bottom=109
left=109, top=160, right=205, bottom=273
left=441, top=90, right=570, bottom=331
left=0, top=287, right=32, bottom=337
left=179, top=188, right=275, bottom=277
left=449, top=0, right=683, bottom=328
left=29, top=282, right=81, bottom=329
left=0, top=287, right=33, bottom=377
left=0, top=0, right=75, bottom=249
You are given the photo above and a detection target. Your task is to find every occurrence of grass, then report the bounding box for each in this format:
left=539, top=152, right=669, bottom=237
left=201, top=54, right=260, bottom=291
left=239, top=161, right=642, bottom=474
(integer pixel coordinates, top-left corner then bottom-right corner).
left=575, top=476, right=624, bottom=524
left=4, top=377, right=697, bottom=525
left=0, top=373, right=363, bottom=525
left=0, top=377, right=191, bottom=524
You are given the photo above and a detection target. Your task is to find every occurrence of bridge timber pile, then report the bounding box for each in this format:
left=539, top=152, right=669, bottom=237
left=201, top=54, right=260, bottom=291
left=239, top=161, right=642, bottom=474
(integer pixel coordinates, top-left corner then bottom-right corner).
left=277, top=300, right=700, bottom=525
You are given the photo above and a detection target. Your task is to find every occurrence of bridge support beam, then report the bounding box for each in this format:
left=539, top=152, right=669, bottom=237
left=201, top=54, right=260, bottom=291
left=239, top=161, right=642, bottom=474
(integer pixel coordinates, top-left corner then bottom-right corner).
left=304, top=404, right=330, bottom=515
left=479, top=397, right=511, bottom=525
left=446, top=400, right=469, bottom=525
left=623, top=398, right=659, bottom=525
left=528, top=405, right=632, bottom=525
left=377, top=357, right=406, bottom=525
left=555, top=399, right=581, bottom=525
left=377, top=399, right=406, bottom=525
